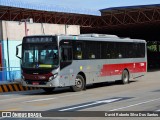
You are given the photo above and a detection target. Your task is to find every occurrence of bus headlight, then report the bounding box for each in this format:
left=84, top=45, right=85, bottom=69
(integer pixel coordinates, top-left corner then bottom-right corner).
left=49, top=73, right=58, bottom=81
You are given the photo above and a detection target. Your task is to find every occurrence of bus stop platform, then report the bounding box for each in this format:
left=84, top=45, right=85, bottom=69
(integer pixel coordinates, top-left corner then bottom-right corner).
left=0, top=81, right=40, bottom=93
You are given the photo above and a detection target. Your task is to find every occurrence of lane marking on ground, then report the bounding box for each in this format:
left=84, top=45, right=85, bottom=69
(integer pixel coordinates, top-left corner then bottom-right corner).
left=48, top=97, right=132, bottom=111
left=32, top=103, right=50, bottom=107
left=110, top=97, right=160, bottom=111
left=59, top=98, right=121, bottom=111
left=22, top=93, right=84, bottom=103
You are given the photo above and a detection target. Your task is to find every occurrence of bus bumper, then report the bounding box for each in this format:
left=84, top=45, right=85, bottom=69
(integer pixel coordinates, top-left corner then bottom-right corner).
left=21, top=77, right=60, bottom=88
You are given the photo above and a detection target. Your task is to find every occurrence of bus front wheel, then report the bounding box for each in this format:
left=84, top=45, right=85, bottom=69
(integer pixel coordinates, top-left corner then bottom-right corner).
left=121, top=70, right=129, bottom=84
left=71, top=74, right=85, bottom=92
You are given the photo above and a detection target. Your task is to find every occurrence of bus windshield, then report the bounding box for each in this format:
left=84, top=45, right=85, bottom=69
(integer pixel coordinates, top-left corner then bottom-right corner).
left=22, top=43, right=59, bottom=69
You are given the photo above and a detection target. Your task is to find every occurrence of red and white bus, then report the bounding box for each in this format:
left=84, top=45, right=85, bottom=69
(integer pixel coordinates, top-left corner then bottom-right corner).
left=16, top=34, right=147, bottom=92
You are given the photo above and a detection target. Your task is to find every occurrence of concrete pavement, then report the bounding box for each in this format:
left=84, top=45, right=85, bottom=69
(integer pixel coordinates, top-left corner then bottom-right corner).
left=0, top=69, right=160, bottom=120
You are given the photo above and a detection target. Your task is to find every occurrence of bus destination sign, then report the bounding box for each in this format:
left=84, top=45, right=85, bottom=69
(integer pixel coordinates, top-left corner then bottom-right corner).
left=25, top=37, right=52, bottom=43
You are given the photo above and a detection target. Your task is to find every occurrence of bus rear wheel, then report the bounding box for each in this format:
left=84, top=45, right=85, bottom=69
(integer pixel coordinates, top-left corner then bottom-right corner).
left=71, top=74, right=85, bottom=92
left=42, top=87, right=55, bottom=93
left=121, top=70, right=129, bottom=84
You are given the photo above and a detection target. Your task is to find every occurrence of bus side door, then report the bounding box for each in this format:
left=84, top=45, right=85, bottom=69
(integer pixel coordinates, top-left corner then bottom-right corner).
left=59, top=40, right=73, bottom=86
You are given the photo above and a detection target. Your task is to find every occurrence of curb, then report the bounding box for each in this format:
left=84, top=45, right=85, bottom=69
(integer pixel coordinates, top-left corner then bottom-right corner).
left=0, top=83, right=40, bottom=93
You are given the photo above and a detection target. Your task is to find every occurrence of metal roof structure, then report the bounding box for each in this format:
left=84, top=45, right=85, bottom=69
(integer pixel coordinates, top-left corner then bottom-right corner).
left=99, top=4, right=160, bottom=26
left=100, top=4, right=160, bottom=12
left=93, top=4, right=160, bottom=28
left=0, top=0, right=101, bottom=16
left=0, top=1, right=160, bottom=68
left=0, top=0, right=159, bottom=27
left=0, top=1, right=160, bottom=40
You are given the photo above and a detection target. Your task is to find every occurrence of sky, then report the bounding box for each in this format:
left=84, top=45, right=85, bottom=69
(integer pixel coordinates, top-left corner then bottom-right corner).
left=30, top=0, right=160, bottom=10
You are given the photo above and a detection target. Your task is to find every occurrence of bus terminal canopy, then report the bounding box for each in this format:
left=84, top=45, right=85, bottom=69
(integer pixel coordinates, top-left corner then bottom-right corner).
left=0, top=1, right=160, bottom=40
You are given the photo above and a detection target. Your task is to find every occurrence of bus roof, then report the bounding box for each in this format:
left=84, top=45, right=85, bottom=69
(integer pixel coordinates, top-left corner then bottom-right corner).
left=24, top=34, right=146, bottom=43
left=58, top=34, right=146, bottom=43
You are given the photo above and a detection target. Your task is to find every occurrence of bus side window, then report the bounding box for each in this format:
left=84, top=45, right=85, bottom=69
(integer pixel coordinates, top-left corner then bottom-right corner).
left=61, top=47, right=72, bottom=62
left=76, top=51, right=82, bottom=59
left=61, top=48, right=67, bottom=61
left=74, top=42, right=83, bottom=60
left=89, top=53, right=95, bottom=59
left=60, top=46, right=72, bottom=69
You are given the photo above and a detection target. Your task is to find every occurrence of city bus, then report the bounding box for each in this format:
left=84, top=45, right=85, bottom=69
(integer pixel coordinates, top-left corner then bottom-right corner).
left=16, top=34, right=147, bottom=92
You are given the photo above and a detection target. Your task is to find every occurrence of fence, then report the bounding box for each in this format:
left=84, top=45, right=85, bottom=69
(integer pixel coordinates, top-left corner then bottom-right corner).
left=0, top=67, right=21, bottom=82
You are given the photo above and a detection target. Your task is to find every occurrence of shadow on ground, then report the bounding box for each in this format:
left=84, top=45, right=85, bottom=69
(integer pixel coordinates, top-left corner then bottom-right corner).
left=23, top=80, right=136, bottom=96
left=0, top=78, right=140, bottom=96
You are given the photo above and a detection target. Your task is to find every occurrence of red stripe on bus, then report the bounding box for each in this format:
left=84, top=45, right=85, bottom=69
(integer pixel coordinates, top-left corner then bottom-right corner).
left=100, top=62, right=146, bottom=76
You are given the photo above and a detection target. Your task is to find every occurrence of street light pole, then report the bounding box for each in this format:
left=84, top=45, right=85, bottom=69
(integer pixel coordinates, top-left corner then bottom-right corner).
left=24, top=20, right=27, bottom=36
left=19, top=18, right=33, bottom=36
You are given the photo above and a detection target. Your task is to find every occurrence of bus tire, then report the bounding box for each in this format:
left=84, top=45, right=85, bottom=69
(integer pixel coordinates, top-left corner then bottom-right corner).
left=71, top=74, right=85, bottom=92
left=121, top=70, right=129, bottom=84
left=42, top=87, right=55, bottom=93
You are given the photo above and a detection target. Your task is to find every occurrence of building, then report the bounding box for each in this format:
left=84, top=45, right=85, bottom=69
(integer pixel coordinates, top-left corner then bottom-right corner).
left=0, top=0, right=160, bottom=81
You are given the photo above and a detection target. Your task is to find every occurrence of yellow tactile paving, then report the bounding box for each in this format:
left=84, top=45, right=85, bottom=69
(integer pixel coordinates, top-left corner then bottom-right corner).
left=8, top=84, right=14, bottom=92
left=0, top=86, right=3, bottom=92
left=2, top=85, right=8, bottom=92
left=0, top=83, right=40, bottom=93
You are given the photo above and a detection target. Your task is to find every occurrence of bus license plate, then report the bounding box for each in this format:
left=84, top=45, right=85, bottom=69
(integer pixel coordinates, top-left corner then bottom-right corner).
left=32, top=82, right=39, bottom=85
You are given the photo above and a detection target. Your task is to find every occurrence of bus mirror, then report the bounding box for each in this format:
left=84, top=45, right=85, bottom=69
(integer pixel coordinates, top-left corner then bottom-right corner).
left=16, top=44, right=22, bottom=59
left=16, top=47, right=18, bottom=56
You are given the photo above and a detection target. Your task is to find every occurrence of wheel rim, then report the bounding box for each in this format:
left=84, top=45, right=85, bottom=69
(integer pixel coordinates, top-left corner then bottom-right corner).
left=75, top=78, right=82, bottom=88
left=123, top=71, right=128, bottom=83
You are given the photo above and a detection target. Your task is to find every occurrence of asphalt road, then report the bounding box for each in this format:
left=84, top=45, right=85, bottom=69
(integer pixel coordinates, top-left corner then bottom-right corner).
left=0, top=69, right=160, bottom=120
